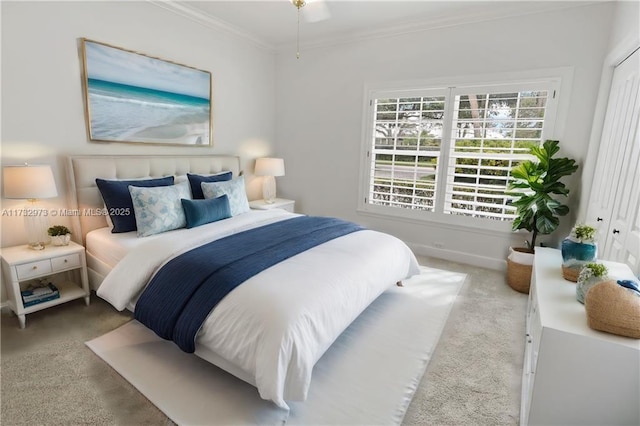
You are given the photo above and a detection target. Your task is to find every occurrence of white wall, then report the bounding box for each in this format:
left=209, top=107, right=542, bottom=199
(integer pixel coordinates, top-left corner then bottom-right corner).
left=607, top=0, right=640, bottom=51
left=275, top=2, right=615, bottom=269
left=1, top=1, right=277, bottom=249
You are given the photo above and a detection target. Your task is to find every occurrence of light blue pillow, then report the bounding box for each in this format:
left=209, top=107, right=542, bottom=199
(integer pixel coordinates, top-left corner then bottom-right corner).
left=201, top=176, right=250, bottom=216
left=129, top=181, right=191, bottom=237
left=181, top=195, right=231, bottom=229
left=187, top=171, right=233, bottom=199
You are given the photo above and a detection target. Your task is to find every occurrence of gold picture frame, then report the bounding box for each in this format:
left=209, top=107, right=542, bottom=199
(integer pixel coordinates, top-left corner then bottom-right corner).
left=80, top=38, right=213, bottom=146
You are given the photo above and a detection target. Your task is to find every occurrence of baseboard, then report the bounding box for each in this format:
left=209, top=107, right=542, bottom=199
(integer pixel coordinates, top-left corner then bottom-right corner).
left=408, top=242, right=507, bottom=272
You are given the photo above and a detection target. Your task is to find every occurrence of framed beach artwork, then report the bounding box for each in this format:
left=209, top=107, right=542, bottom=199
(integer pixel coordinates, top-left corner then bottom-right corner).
left=80, top=38, right=212, bottom=146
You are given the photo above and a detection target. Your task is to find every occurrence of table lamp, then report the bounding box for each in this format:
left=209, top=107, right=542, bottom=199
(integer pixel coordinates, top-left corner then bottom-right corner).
left=254, top=158, right=285, bottom=204
left=3, top=164, right=58, bottom=250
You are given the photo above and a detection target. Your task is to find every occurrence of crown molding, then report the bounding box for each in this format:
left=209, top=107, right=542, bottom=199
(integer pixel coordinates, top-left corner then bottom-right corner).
left=278, top=1, right=603, bottom=54
left=147, top=0, right=276, bottom=52
left=148, top=0, right=601, bottom=57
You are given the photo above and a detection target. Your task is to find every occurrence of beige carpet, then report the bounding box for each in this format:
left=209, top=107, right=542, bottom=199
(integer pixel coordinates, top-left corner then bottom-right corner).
left=85, top=267, right=465, bottom=425
left=1, top=257, right=527, bottom=425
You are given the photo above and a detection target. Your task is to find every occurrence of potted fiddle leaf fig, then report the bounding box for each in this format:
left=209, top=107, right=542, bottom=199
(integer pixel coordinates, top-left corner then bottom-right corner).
left=505, top=139, right=579, bottom=293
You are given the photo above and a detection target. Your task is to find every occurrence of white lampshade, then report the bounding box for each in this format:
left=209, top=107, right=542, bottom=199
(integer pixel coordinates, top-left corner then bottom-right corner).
left=3, top=165, right=58, bottom=200
left=3, top=164, right=58, bottom=250
left=255, top=158, right=285, bottom=177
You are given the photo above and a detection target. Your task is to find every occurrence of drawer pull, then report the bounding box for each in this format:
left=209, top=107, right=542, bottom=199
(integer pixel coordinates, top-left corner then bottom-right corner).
left=613, top=229, right=620, bottom=234
left=597, top=217, right=603, bottom=222
left=64, top=259, right=68, bottom=263
left=32, top=266, right=37, bottom=270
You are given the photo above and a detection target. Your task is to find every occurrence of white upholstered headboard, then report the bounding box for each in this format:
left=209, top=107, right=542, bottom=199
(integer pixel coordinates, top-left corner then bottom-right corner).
left=67, top=155, right=241, bottom=245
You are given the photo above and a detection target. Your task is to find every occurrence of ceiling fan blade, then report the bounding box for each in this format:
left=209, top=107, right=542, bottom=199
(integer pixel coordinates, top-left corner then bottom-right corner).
left=302, top=0, right=330, bottom=23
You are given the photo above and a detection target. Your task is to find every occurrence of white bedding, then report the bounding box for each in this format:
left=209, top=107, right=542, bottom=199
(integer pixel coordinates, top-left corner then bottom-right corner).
left=97, top=209, right=420, bottom=409
left=86, top=222, right=205, bottom=269
left=86, top=227, right=141, bottom=268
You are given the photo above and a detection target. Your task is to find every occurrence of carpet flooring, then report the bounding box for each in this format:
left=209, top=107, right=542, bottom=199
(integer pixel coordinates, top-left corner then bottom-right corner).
left=1, top=256, right=527, bottom=425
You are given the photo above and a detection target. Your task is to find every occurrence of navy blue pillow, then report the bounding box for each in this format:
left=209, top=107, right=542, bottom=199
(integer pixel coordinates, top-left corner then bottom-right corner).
left=187, top=171, right=232, bottom=199
left=96, top=176, right=174, bottom=233
left=181, top=195, right=231, bottom=229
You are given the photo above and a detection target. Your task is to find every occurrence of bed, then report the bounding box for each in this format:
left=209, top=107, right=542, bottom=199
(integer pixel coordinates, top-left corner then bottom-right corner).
left=67, top=155, right=420, bottom=410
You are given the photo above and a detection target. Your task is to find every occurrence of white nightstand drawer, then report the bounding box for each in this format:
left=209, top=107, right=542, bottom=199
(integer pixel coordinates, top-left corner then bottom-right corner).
left=16, top=259, right=52, bottom=280
left=51, top=253, right=81, bottom=272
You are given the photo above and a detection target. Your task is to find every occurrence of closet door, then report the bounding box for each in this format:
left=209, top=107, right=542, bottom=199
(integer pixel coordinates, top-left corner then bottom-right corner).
left=587, top=48, right=640, bottom=274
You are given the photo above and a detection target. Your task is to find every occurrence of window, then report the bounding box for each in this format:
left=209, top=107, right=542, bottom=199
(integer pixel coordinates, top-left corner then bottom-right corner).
left=369, top=92, right=445, bottom=212
left=361, top=78, right=559, bottom=228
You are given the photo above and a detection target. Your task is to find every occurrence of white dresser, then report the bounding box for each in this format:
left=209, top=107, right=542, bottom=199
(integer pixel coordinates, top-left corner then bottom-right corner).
left=521, top=247, right=639, bottom=426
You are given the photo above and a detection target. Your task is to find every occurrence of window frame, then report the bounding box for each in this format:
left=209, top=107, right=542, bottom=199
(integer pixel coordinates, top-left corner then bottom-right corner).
left=358, top=70, right=569, bottom=234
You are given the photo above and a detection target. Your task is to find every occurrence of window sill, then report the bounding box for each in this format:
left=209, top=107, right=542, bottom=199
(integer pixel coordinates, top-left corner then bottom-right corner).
left=356, top=204, right=519, bottom=238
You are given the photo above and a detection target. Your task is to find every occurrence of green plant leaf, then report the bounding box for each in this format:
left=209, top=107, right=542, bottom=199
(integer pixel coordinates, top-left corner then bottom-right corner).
left=508, top=139, right=578, bottom=243
left=536, top=213, right=559, bottom=234
left=552, top=204, right=570, bottom=216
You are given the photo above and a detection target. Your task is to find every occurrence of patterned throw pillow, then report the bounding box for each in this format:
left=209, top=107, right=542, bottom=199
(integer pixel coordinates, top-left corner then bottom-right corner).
left=96, top=176, right=174, bottom=233
left=201, top=176, right=250, bottom=216
left=129, top=181, right=191, bottom=237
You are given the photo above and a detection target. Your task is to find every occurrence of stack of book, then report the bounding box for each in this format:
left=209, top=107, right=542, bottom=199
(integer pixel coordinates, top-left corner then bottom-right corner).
left=21, top=283, right=60, bottom=307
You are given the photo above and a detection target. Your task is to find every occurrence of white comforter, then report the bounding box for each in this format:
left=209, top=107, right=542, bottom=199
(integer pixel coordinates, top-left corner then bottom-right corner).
left=97, top=210, right=420, bottom=409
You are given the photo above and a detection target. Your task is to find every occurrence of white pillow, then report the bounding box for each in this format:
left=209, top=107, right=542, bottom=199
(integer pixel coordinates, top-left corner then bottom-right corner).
left=128, top=181, right=191, bottom=237
left=201, top=176, right=250, bottom=216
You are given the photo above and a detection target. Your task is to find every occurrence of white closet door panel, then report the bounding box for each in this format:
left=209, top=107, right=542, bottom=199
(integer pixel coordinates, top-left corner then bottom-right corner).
left=605, top=111, right=640, bottom=273
left=586, top=47, right=640, bottom=272
left=587, top=74, right=630, bottom=229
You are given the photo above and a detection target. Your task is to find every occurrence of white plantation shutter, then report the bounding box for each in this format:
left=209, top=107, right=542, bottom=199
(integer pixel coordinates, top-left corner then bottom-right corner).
left=445, top=86, right=554, bottom=220
left=364, top=79, right=559, bottom=223
left=368, top=91, right=446, bottom=212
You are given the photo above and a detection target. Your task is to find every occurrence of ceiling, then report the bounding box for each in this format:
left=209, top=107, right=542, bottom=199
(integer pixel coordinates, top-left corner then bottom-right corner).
left=156, top=1, right=599, bottom=50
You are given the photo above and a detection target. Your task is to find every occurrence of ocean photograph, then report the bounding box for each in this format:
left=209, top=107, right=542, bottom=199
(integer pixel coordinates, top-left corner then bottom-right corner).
left=83, top=40, right=211, bottom=145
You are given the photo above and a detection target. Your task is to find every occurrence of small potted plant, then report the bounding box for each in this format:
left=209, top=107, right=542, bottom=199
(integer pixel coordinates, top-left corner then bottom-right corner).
left=48, top=225, right=71, bottom=246
left=561, top=224, right=598, bottom=282
left=576, top=262, right=608, bottom=304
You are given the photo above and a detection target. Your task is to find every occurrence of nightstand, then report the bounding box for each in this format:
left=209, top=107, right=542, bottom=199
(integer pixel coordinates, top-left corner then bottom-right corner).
left=249, top=198, right=295, bottom=213
left=1, top=241, right=90, bottom=328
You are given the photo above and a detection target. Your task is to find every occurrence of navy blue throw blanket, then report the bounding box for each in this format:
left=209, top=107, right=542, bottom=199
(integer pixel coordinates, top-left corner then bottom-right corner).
left=134, top=216, right=364, bottom=353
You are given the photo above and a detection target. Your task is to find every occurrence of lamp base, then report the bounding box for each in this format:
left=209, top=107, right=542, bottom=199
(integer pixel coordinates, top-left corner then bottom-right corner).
left=24, top=202, right=50, bottom=250
left=262, top=176, right=276, bottom=204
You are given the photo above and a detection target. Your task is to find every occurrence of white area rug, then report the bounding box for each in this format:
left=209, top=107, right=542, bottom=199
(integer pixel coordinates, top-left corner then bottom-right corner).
left=86, top=267, right=465, bottom=425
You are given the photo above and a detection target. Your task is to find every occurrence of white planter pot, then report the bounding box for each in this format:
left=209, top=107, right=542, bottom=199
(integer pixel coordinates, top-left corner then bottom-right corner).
left=508, top=247, right=534, bottom=265
left=51, top=234, right=71, bottom=246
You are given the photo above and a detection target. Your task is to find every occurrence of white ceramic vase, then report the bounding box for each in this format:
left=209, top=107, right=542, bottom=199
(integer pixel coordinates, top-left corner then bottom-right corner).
left=577, top=273, right=607, bottom=304
left=51, top=234, right=71, bottom=246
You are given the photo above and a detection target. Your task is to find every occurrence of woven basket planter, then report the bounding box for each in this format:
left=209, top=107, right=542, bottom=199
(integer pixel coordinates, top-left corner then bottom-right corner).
left=561, top=265, right=580, bottom=282
left=507, top=257, right=532, bottom=294
left=585, top=280, right=640, bottom=339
